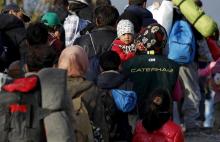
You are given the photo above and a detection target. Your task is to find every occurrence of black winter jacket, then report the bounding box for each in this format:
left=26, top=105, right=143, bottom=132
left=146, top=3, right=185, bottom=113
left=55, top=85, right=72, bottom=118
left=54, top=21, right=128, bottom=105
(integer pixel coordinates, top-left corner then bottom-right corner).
left=122, top=54, right=180, bottom=118
left=74, top=26, right=117, bottom=58
left=0, top=14, right=27, bottom=70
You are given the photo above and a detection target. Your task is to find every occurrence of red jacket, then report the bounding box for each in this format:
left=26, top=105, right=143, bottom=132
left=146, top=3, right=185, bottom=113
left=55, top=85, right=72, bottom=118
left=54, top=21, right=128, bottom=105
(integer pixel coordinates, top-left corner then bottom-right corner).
left=111, top=39, right=136, bottom=62
left=132, top=120, right=184, bottom=142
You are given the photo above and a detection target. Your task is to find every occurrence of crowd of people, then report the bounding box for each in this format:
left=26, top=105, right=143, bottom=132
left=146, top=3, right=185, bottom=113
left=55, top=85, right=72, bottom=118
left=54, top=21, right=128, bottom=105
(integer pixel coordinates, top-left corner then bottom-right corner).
left=0, top=0, right=219, bottom=142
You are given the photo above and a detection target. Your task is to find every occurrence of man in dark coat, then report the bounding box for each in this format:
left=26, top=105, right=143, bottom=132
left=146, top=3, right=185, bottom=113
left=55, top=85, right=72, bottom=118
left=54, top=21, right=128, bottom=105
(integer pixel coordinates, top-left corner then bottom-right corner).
left=0, top=3, right=30, bottom=72
left=74, top=5, right=119, bottom=58
left=74, top=5, right=119, bottom=82
left=125, top=0, right=157, bottom=27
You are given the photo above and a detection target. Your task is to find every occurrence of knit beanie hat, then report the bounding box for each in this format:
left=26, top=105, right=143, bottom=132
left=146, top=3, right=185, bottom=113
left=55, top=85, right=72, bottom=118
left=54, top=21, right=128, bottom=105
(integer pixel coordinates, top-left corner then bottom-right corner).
left=135, top=23, right=167, bottom=54
left=117, top=20, right=134, bottom=37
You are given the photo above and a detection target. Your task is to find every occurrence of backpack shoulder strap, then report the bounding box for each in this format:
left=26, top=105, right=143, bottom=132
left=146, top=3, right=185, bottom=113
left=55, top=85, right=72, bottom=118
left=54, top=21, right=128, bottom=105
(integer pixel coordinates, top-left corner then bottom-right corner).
left=88, top=33, right=97, bottom=55
left=38, top=68, right=67, bottom=109
left=38, top=68, right=76, bottom=142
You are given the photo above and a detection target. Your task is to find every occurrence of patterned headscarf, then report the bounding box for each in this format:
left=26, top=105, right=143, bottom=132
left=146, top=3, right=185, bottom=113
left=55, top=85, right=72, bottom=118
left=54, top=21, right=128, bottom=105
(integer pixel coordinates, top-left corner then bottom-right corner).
left=135, top=23, right=167, bottom=54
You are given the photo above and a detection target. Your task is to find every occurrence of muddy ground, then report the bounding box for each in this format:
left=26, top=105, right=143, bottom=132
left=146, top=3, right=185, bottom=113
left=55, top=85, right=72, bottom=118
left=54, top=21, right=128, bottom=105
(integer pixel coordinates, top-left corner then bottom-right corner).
left=185, top=129, right=220, bottom=142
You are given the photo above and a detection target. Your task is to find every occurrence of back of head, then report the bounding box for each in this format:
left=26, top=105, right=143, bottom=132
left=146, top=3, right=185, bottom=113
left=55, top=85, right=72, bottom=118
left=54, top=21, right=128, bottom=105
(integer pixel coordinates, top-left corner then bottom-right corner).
left=95, top=0, right=111, bottom=7
left=54, top=0, right=69, bottom=6
left=26, top=22, right=48, bottom=46
left=26, top=45, right=56, bottom=72
left=129, top=0, right=146, bottom=6
left=58, top=45, right=89, bottom=76
left=68, top=0, right=88, bottom=13
left=99, top=51, right=121, bottom=71
left=142, top=88, right=171, bottom=133
left=50, top=0, right=69, bottom=23
left=26, top=22, right=56, bottom=72
left=135, top=23, right=167, bottom=55
left=94, top=5, right=119, bottom=27
left=68, top=0, right=93, bottom=21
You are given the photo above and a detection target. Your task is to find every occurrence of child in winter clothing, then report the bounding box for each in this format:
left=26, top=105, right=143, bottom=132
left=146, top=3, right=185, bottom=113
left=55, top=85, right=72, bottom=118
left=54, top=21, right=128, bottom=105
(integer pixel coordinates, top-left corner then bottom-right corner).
left=112, top=19, right=136, bottom=62
left=132, top=88, right=184, bottom=142
left=97, top=51, right=135, bottom=141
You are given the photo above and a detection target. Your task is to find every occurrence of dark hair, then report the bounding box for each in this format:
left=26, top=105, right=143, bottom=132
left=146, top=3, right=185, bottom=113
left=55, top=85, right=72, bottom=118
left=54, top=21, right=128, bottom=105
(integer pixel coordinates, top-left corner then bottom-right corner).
left=54, top=0, right=69, bottom=6
left=26, top=45, right=56, bottom=72
left=68, top=1, right=88, bottom=12
left=68, top=2, right=93, bottom=21
left=99, top=51, right=121, bottom=71
left=26, top=22, right=48, bottom=46
left=94, top=5, right=119, bottom=27
left=50, top=0, right=69, bottom=23
left=26, top=22, right=56, bottom=71
left=118, top=11, right=142, bottom=33
left=95, top=0, right=111, bottom=7
left=129, top=0, right=146, bottom=6
left=46, top=24, right=62, bottom=33
left=142, top=88, right=171, bottom=133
